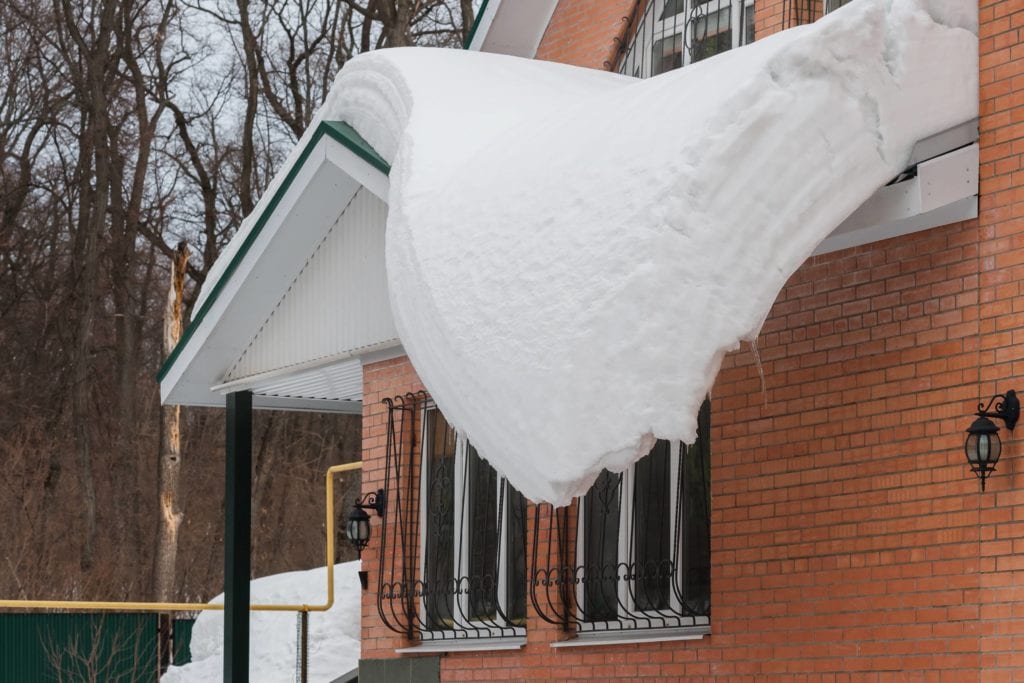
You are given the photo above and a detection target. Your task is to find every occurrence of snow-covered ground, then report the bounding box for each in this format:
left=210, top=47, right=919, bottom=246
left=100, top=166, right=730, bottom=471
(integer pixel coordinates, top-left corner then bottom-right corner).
left=161, top=562, right=361, bottom=683
left=200, top=0, right=977, bottom=506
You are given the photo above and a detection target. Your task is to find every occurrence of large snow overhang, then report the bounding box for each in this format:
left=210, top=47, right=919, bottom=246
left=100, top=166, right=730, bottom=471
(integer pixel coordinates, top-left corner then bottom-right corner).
left=464, top=0, right=559, bottom=58
left=158, top=121, right=395, bottom=413
left=159, top=0, right=977, bottom=504
left=330, top=0, right=979, bottom=505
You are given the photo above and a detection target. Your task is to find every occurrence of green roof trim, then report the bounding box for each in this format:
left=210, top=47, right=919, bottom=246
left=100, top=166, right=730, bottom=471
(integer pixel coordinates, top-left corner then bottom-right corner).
left=321, top=120, right=390, bottom=174
left=157, top=120, right=390, bottom=384
left=463, top=0, right=491, bottom=49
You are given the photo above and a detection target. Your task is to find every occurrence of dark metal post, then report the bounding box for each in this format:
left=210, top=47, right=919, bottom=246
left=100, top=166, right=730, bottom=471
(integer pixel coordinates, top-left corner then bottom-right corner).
left=300, top=610, right=309, bottom=683
left=225, top=391, right=252, bottom=682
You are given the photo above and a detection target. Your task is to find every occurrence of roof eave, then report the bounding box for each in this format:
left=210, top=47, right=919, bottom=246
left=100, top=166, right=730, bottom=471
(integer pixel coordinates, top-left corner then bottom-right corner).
left=159, top=121, right=390, bottom=408
left=465, top=0, right=559, bottom=58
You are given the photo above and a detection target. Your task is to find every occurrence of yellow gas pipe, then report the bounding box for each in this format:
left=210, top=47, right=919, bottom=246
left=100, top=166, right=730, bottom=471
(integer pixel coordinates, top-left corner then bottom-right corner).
left=0, top=461, right=363, bottom=614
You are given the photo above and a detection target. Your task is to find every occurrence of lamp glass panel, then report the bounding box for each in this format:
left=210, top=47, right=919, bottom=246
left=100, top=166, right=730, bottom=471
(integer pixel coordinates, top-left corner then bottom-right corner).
left=966, top=431, right=1002, bottom=465
left=347, top=515, right=369, bottom=543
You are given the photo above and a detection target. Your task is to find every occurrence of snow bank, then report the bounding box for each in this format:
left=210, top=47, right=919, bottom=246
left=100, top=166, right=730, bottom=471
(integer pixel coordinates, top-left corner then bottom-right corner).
left=161, top=562, right=361, bottom=683
left=201, top=0, right=977, bottom=505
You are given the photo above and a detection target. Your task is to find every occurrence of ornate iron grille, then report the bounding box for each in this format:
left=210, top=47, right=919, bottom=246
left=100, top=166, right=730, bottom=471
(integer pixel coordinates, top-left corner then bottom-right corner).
left=612, top=0, right=819, bottom=77
left=375, top=392, right=527, bottom=642
left=529, top=400, right=711, bottom=635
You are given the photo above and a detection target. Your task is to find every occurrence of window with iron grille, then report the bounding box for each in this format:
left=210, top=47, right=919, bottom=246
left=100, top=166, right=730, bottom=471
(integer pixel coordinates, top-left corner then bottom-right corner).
left=377, top=391, right=710, bottom=643
left=530, top=399, right=711, bottom=638
left=419, top=406, right=528, bottom=637
left=374, top=392, right=527, bottom=643
left=617, top=0, right=755, bottom=77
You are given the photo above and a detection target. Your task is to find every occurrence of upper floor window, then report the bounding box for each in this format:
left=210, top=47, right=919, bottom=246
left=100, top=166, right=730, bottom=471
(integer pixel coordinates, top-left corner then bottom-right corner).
left=619, top=0, right=755, bottom=78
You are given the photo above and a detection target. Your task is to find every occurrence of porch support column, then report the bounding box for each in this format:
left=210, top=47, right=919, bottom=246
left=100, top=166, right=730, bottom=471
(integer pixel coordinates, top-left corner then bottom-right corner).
left=225, top=390, right=252, bottom=682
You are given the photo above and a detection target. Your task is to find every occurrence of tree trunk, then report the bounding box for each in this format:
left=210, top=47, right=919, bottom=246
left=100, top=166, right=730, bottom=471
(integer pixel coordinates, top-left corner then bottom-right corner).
left=153, top=242, right=189, bottom=603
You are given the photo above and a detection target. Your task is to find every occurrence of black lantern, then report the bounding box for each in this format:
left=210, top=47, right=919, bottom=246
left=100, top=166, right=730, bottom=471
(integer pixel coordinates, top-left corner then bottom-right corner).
left=964, top=390, right=1019, bottom=491
left=346, top=506, right=371, bottom=556
left=345, top=489, right=385, bottom=559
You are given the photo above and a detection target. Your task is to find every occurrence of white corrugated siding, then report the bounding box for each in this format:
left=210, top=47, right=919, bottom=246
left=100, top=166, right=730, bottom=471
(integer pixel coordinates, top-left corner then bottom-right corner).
left=225, top=188, right=397, bottom=385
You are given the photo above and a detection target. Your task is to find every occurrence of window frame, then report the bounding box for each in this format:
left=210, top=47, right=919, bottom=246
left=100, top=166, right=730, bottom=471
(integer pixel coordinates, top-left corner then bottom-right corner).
left=622, top=0, right=755, bottom=77
left=573, top=439, right=710, bottom=634
left=417, top=406, right=527, bottom=640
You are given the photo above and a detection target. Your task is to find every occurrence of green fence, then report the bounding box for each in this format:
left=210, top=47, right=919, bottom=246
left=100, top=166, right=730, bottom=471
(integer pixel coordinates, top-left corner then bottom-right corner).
left=0, top=613, right=161, bottom=682
left=172, top=618, right=195, bottom=667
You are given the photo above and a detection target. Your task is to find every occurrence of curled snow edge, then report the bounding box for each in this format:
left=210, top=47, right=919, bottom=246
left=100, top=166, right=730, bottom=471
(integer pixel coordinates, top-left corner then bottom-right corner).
left=204, top=0, right=978, bottom=505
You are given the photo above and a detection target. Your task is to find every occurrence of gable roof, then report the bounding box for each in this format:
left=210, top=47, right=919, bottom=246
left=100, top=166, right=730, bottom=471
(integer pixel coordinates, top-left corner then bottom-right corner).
left=158, top=121, right=392, bottom=412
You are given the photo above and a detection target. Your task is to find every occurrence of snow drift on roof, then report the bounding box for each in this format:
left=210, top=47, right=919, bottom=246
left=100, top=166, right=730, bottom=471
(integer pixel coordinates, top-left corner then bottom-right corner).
left=203, top=0, right=977, bottom=505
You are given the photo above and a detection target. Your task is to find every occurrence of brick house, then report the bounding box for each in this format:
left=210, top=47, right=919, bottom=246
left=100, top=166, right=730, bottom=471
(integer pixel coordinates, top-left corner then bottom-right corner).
left=160, top=0, right=1023, bottom=680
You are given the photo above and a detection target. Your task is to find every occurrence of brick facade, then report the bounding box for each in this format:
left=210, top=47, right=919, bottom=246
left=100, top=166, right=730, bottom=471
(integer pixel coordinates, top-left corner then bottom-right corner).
left=534, top=0, right=636, bottom=70
left=358, top=0, right=1024, bottom=679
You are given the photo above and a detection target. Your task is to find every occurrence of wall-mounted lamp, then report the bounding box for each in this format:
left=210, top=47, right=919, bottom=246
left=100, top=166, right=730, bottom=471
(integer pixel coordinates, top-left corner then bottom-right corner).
left=965, top=389, right=1019, bottom=491
left=346, top=489, right=385, bottom=557
left=346, top=489, right=385, bottom=590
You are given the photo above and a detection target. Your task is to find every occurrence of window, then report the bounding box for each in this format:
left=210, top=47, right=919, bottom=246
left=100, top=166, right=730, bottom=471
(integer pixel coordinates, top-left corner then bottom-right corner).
left=530, top=399, right=712, bottom=637
left=623, top=0, right=755, bottom=78
left=825, top=0, right=851, bottom=12
left=376, top=391, right=709, bottom=644
left=690, top=3, right=733, bottom=63
left=652, top=34, right=684, bottom=76
left=420, top=406, right=527, bottom=637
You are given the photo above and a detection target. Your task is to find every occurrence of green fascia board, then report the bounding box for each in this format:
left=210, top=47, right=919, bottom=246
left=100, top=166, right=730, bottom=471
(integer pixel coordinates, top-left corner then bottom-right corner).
left=321, top=120, right=390, bottom=175
left=157, top=120, right=390, bottom=383
left=463, top=0, right=492, bottom=49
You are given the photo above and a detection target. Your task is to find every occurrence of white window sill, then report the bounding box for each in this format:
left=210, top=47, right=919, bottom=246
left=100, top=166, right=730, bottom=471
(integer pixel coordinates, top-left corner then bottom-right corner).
left=395, top=637, right=527, bottom=654
left=550, top=625, right=710, bottom=648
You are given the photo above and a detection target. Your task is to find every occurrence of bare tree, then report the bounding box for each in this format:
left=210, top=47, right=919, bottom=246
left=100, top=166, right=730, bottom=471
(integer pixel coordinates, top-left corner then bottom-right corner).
left=0, top=0, right=474, bottom=607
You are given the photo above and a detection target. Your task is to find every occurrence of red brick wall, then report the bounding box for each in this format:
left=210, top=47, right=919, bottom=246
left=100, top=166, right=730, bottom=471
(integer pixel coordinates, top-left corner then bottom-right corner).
left=755, top=0, right=823, bottom=40
left=359, top=357, right=425, bottom=658
left=978, top=0, right=1024, bottom=676
left=534, top=0, right=636, bottom=69
left=355, top=0, right=1024, bottom=679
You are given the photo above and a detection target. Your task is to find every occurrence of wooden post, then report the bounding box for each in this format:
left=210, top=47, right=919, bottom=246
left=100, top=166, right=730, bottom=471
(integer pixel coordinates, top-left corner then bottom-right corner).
left=225, top=390, right=253, bottom=682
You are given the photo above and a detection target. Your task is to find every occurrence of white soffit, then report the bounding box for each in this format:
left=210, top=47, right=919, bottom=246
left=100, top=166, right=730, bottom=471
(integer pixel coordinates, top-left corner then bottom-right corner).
left=468, top=0, right=559, bottom=58
left=223, top=188, right=397, bottom=384
left=160, top=128, right=390, bottom=411
left=815, top=119, right=979, bottom=255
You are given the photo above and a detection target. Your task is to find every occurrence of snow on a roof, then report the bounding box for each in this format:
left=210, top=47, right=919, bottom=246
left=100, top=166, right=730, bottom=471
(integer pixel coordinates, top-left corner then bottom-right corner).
left=160, top=562, right=361, bottom=683
left=334, top=0, right=976, bottom=505
left=201, top=0, right=977, bottom=505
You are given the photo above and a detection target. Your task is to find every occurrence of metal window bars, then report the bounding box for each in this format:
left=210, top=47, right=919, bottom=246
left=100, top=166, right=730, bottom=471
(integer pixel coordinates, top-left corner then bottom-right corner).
left=376, top=391, right=711, bottom=640
left=375, top=392, right=527, bottom=642
left=610, top=0, right=819, bottom=77
left=529, top=401, right=711, bottom=635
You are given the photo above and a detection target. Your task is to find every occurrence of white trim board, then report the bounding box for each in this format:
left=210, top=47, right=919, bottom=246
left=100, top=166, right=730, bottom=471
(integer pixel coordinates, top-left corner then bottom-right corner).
left=468, top=0, right=559, bottom=58
left=816, top=131, right=979, bottom=256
